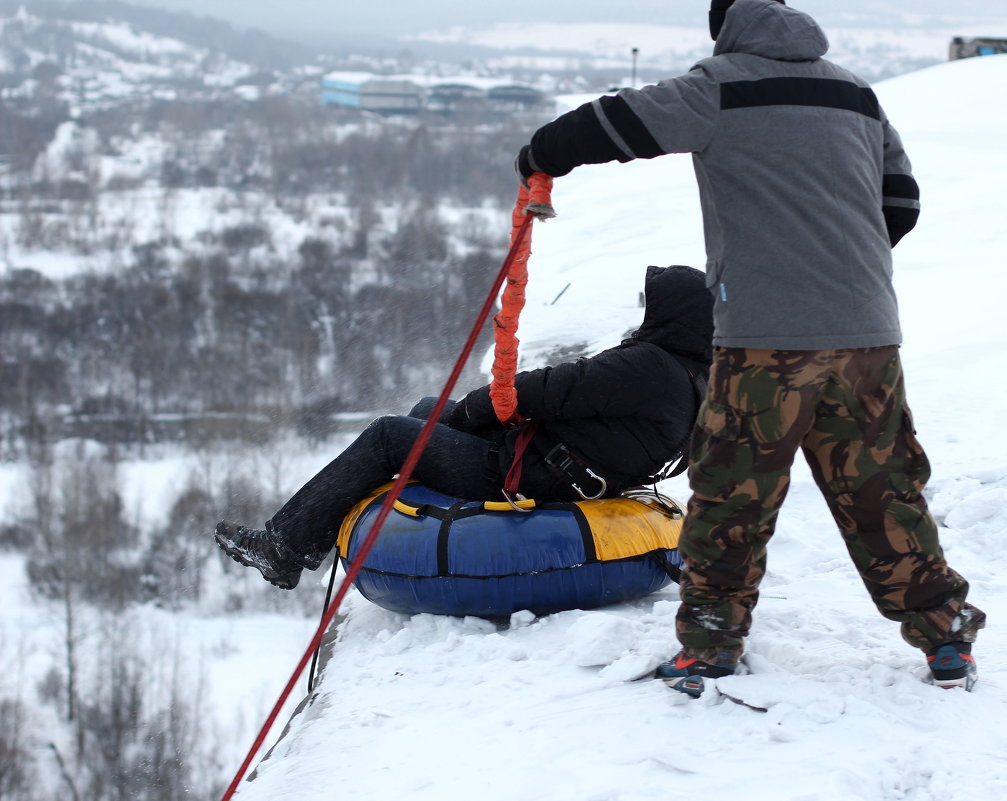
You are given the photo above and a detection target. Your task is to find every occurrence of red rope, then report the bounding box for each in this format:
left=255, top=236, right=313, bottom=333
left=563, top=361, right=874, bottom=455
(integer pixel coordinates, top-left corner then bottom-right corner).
left=219, top=201, right=542, bottom=801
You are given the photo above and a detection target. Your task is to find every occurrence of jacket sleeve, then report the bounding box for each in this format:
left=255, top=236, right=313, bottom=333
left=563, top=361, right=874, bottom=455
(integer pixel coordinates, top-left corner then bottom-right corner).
left=525, top=68, right=719, bottom=179
left=880, top=114, right=921, bottom=247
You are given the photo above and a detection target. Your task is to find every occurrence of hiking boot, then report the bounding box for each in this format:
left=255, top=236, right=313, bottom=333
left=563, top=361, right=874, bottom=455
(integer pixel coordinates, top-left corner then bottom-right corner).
left=214, top=520, right=303, bottom=590
left=926, top=641, right=978, bottom=691
left=656, top=650, right=736, bottom=697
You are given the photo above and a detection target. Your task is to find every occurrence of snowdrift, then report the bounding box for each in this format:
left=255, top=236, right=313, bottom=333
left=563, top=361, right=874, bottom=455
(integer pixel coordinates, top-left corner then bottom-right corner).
left=232, top=55, right=1007, bottom=801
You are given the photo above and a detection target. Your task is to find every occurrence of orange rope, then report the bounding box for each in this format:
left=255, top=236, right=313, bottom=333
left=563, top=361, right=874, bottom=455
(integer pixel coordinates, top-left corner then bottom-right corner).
left=490, top=173, right=555, bottom=424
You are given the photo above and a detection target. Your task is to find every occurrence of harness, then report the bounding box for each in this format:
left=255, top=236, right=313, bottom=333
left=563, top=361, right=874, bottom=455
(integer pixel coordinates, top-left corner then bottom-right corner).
left=543, top=441, right=609, bottom=500
left=500, top=425, right=613, bottom=506
left=528, top=364, right=710, bottom=498
left=501, top=420, right=542, bottom=509
left=657, top=368, right=709, bottom=480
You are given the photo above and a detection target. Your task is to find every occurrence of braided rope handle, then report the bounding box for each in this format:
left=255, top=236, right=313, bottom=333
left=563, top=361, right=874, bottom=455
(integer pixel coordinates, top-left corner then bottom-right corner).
left=489, top=173, right=555, bottom=424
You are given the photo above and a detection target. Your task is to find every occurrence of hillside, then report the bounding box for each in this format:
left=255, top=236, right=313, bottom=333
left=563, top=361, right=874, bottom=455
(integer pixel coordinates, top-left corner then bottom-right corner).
left=0, top=8, right=544, bottom=799
left=0, top=3, right=311, bottom=111
left=406, top=2, right=1007, bottom=85
left=229, top=54, right=1007, bottom=801
left=0, top=4, right=546, bottom=448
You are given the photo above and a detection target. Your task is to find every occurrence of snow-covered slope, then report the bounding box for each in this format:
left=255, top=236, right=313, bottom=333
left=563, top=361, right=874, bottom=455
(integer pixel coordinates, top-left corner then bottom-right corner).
left=230, top=55, right=1007, bottom=801
left=407, top=10, right=1007, bottom=84
left=0, top=7, right=283, bottom=112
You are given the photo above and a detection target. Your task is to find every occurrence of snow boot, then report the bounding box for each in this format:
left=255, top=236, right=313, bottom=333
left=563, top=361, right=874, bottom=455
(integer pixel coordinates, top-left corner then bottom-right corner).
left=926, top=641, right=977, bottom=691
left=656, top=650, right=736, bottom=697
left=214, top=520, right=303, bottom=590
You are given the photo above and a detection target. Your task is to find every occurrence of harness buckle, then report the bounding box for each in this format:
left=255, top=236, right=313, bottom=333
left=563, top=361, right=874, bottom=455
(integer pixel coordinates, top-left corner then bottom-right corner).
left=571, top=469, right=607, bottom=501
left=500, top=487, right=535, bottom=512
left=544, top=442, right=608, bottom=501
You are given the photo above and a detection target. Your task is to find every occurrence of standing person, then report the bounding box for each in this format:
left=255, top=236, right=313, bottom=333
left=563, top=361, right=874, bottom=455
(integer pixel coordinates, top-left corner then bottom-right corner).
left=214, top=265, right=713, bottom=591
left=515, top=0, right=984, bottom=693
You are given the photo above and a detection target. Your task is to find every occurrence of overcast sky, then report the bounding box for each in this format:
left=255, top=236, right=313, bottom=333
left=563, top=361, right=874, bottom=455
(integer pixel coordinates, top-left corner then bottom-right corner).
left=125, top=0, right=1001, bottom=48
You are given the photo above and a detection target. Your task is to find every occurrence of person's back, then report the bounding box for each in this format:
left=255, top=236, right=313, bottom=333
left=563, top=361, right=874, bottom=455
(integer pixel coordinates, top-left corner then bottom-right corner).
left=685, top=0, right=907, bottom=347
left=523, top=0, right=917, bottom=350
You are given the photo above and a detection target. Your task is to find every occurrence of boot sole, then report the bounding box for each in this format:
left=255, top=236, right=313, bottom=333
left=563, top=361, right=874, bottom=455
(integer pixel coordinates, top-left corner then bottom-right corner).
left=214, top=529, right=301, bottom=590
left=660, top=674, right=706, bottom=697
left=931, top=674, right=978, bottom=691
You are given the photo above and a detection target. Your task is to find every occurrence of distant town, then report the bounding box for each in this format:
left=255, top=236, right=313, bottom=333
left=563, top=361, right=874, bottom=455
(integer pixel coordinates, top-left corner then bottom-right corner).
left=321, top=35, right=1007, bottom=117
left=322, top=71, right=551, bottom=115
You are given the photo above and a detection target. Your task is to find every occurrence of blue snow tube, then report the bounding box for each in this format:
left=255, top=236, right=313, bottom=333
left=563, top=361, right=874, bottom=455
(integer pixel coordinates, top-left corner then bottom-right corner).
left=335, top=483, right=684, bottom=617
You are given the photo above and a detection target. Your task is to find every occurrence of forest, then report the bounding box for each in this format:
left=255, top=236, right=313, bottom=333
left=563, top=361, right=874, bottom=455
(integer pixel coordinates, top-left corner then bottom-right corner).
left=1, top=76, right=549, bottom=457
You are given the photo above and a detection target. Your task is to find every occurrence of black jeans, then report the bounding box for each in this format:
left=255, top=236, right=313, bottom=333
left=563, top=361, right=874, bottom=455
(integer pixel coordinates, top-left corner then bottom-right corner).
left=269, top=399, right=504, bottom=566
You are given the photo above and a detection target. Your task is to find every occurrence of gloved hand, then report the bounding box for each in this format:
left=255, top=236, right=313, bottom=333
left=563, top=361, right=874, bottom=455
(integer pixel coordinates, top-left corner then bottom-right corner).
left=514, top=145, right=535, bottom=188
left=442, top=385, right=500, bottom=433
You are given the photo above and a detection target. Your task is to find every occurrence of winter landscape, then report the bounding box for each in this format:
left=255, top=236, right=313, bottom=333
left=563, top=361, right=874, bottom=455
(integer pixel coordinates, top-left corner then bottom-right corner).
left=1, top=2, right=1006, bottom=800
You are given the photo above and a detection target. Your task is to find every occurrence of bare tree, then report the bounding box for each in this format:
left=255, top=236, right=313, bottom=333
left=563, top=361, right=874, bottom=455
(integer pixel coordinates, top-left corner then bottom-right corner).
left=24, top=446, right=139, bottom=725
left=0, top=698, right=35, bottom=801
left=65, top=619, right=216, bottom=801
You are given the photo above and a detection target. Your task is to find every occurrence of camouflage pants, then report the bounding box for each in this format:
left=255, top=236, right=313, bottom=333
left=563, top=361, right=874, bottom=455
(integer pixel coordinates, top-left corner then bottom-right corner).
left=676, top=346, right=985, bottom=665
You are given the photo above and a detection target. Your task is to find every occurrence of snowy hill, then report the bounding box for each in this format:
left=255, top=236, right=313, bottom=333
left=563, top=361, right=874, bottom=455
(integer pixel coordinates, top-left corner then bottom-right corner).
left=406, top=4, right=1007, bottom=84
left=228, top=55, right=1007, bottom=801
left=408, top=20, right=954, bottom=83
left=0, top=5, right=305, bottom=112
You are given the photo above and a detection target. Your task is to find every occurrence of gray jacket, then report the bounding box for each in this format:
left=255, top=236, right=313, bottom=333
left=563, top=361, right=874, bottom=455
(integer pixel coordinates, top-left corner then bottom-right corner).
left=523, top=0, right=920, bottom=350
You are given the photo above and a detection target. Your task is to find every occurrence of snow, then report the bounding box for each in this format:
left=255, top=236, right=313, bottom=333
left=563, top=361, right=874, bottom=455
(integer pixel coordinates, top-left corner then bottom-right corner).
left=323, top=70, right=380, bottom=85
left=3, top=12, right=1007, bottom=794
left=406, top=18, right=1007, bottom=81
left=0, top=7, right=256, bottom=114
left=70, top=20, right=195, bottom=58
left=414, top=20, right=982, bottom=64
left=227, top=54, right=1007, bottom=801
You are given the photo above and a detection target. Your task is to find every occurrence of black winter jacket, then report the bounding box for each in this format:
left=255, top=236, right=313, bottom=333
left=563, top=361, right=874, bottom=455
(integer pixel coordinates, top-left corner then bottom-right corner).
left=446, top=265, right=714, bottom=492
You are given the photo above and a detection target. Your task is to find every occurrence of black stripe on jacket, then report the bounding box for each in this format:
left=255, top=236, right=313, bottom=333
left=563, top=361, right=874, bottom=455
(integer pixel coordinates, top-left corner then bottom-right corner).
left=529, top=95, right=663, bottom=177
left=720, top=77, right=881, bottom=121
left=882, top=173, right=921, bottom=246
left=595, top=95, right=665, bottom=159
left=883, top=173, right=920, bottom=202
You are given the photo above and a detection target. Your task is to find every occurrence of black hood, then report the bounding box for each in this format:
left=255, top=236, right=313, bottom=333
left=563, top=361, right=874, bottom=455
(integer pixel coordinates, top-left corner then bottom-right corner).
left=628, top=265, right=714, bottom=366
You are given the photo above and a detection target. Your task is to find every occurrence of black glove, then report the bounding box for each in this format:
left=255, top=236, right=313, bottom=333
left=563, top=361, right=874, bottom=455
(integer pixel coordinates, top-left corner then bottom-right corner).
left=442, top=385, right=500, bottom=433
left=515, top=145, right=535, bottom=188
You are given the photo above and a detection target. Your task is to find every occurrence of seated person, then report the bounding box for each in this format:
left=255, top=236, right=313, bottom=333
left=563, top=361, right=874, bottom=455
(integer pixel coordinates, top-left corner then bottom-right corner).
left=215, top=264, right=714, bottom=589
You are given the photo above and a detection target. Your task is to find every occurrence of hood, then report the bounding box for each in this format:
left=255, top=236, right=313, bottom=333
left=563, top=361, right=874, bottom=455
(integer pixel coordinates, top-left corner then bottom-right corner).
left=628, top=265, right=714, bottom=366
left=714, top=0, right=828, bottom=62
